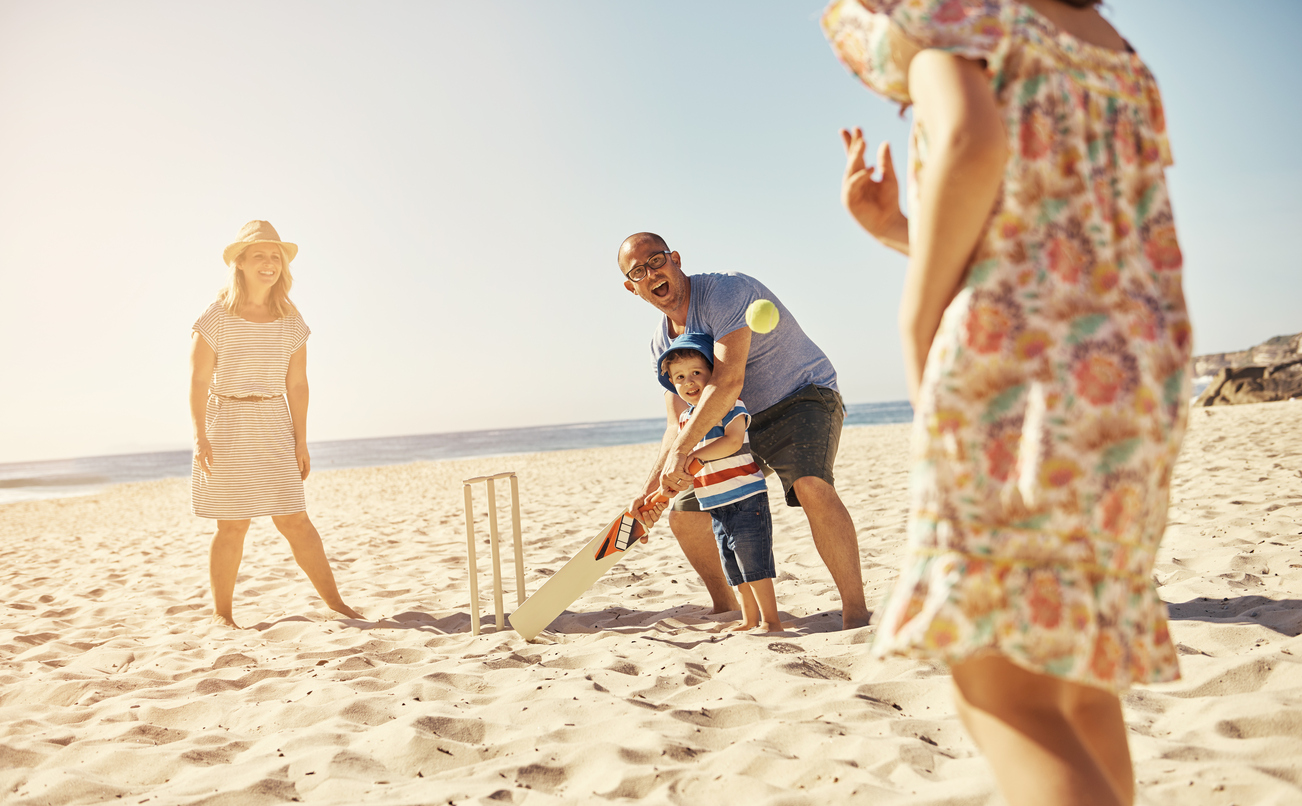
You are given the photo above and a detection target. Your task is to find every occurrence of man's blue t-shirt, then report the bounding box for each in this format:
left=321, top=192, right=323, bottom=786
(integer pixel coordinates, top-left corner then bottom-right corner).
left=649, top=272, right=838, bottom=414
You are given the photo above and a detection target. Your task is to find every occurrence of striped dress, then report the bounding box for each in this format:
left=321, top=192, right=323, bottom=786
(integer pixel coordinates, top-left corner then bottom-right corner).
left=191, top=301, right=311, bottom=519
left=678, top=401, right=768, bottom=510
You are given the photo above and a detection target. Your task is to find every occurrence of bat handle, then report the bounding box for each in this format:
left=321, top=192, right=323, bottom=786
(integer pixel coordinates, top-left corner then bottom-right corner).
left=635, top=457, right=704, bottom=518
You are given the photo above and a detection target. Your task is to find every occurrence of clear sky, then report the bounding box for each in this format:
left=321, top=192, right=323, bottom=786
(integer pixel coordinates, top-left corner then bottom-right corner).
left=2, top=1, right=1299, bottom=464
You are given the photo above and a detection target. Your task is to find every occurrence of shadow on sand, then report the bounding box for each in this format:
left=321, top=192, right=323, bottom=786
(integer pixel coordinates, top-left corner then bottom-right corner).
left=1166, top=595, right=1302, bottom=637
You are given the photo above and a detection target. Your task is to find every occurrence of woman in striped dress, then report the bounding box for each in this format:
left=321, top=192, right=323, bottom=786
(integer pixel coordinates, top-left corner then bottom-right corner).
left=189, top=220, right=362, bottom=628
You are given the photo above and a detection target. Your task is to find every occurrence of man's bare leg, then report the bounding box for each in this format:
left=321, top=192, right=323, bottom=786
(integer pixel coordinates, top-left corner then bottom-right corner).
left=791, top=476, right=870, bottom=628
left=271, top=511, right=363, bottom=620
left=667, top=509, right=739, bottom=614
left=210, top=519, right=250, bottom=628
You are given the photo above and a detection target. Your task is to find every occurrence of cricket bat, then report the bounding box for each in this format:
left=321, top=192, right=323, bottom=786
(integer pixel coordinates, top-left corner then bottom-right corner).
left=507, top=459, right=702, bottom=640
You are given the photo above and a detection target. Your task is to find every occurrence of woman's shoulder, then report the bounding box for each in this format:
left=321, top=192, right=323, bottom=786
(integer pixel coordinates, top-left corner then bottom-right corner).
left=823, top=0, right=1012, bottom=104
left=194, top=299, right=229, bottom=326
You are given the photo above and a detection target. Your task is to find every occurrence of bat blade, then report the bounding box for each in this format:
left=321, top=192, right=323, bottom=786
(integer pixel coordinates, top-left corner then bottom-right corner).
left=507, top=510, right=642, bottom=640
left=508, top=459, right=700, bottom=641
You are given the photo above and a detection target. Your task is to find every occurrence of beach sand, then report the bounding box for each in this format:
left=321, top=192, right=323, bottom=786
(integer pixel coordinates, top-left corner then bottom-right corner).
left=2, top=401, right=1301, bottom=805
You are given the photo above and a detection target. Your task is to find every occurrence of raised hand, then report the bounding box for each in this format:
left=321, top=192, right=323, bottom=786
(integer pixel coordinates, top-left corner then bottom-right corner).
left=840, top=128, right=909, bottom=255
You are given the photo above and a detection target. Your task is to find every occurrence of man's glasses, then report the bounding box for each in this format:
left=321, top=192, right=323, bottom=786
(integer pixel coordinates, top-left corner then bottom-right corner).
left=624, top=250, right=670, bottom=282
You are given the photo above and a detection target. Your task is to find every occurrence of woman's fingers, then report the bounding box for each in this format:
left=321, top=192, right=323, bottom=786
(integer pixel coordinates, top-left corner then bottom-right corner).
left=841, top=127, right=867, bottom=174
left=876, top=140, right=896, bottom=186
left=197, top=446, right=213, bottom=476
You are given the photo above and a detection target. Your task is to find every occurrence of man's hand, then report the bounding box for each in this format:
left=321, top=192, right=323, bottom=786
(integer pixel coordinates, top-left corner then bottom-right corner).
left=840, top=127, right=909, bottom=255
left=658, top=447, right=694, bottom=497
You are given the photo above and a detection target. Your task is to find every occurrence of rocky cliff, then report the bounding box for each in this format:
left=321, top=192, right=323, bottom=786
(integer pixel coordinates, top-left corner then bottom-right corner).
left=1194, top=331, right=1302, bottom=406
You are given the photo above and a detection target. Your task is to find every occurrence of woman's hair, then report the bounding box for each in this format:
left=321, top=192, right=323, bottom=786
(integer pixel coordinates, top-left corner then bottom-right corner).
left=1058, top=0, right=1101, bottom=7
left=218, top=244, right=298, bottom=319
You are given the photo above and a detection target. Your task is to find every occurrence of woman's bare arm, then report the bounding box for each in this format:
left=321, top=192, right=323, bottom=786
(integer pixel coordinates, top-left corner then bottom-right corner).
left=840, top=128, right=910, bottom=255
left=286, top=344, right=311, bottom=480
left=899, top=49, right=1008, bottom=404
left=189, top=333, right=216, bottom=475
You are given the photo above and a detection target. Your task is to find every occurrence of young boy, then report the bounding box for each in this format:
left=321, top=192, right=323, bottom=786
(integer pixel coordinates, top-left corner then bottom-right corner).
left=658, top=334, right=782, bottom=633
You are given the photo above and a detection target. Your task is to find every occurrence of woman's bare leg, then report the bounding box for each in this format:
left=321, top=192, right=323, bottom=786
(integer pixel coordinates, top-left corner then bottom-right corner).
left=210, top=519, right=250, bottom=627
left=950, top=654, right=1131, bottom=806
left=271, top=511, right=362, bottom=619
left=1063, top=677, right=1134, bottom=804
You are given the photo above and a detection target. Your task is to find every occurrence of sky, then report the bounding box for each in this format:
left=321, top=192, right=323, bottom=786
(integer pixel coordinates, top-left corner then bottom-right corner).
left=1, top=0, right=1299, bottom=464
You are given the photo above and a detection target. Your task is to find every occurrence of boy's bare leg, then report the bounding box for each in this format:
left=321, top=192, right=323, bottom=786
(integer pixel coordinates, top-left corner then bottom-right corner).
left=667, top=510, right=740, bottom=614
left=271, top=511, right=363, bottom=620
left=951, top=654, right=1131, bottom=806
left=747, top=577, right=783, bottom=632
left=210, top=519, right=251, bottom=628
left=729, top=583, right=760, bottom=631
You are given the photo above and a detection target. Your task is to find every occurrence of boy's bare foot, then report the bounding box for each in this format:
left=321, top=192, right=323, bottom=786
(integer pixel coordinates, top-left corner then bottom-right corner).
left=211, top=612, right=240, bottom=628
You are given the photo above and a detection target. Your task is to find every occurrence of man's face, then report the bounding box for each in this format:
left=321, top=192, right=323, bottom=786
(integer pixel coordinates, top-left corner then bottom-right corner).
left=620, top=238, right=688, bottom=316
left=667, top=354, right=713, bottom=406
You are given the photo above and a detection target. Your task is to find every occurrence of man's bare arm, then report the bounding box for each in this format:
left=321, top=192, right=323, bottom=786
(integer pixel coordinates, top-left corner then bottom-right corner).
left=631, top=391, right=689, bottom=528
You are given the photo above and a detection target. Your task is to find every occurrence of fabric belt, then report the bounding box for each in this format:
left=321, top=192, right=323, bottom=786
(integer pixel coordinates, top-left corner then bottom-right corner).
left=212, top=393, right=284, bottom=403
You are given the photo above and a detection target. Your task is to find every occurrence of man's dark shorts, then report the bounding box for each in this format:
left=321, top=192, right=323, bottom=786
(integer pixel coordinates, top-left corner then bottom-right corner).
left=673, top=384, right=844, bottom=511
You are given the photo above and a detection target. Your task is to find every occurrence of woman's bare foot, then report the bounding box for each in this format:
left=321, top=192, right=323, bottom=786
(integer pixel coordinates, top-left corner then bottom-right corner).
left=756, top=619, right=784, bottom=633
left=211, top=612, right=240, bottom=628
left=728, top=620, right=759, bottom=632
left=331, top=602, right=364, bottom=620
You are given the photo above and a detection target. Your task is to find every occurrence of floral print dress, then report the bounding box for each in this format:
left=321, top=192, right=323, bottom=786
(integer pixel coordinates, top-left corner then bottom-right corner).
left=823, top=0, right=1192, bottom=692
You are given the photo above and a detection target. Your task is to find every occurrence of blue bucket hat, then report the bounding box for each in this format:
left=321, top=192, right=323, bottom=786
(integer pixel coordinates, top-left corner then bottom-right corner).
left=656, top=332, right=714, bottom=393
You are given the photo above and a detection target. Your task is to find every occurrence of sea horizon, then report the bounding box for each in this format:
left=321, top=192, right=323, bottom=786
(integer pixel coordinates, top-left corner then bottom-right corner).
left=0, top=399, right=914, bottom=505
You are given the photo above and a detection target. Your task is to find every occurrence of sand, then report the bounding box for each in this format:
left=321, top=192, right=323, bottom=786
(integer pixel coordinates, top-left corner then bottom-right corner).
left=2, top=401, right=1301, bottom=805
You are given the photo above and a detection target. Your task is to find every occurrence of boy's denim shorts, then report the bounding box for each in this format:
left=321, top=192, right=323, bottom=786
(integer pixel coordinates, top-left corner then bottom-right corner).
left=709, top=492, right=775, bottom=586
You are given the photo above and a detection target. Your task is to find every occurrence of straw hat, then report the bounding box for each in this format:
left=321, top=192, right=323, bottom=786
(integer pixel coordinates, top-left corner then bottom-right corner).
left=222, top=220, right=299, bottom=266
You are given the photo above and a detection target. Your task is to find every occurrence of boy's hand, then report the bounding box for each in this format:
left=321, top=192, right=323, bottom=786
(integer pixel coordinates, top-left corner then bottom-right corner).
left=630, top=491, right=667, bottom=532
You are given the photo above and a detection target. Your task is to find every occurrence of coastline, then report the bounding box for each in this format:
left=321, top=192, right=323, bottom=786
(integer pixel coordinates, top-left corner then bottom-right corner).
left=0, top=400, right=915, bottom=506
left=2, top=401, right=1301, bottom=804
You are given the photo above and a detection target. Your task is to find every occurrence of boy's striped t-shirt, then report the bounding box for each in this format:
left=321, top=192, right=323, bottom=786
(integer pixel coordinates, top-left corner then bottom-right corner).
left=678, top=401, right=767, bottom=510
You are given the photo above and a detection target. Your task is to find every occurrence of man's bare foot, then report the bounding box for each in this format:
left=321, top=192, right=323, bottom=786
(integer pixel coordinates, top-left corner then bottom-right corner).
left=842, top=608, right=872, bottom=630
left=708, top=597, right=740, bottom=615
left=211, top=612, right=240, bottom=628
left=331, top=603, right=364, bottom=620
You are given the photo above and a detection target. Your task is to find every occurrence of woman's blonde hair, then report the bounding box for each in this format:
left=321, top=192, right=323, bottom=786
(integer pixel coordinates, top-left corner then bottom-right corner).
left=218, top=244, right=299, bottom=319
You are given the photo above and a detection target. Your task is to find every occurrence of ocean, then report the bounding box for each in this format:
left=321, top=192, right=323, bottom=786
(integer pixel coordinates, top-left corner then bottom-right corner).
left=0, top=400, right=914, bottom=505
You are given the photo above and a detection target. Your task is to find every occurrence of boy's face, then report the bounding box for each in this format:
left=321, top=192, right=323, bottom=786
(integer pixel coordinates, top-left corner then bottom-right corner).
left=667, top=354, right=713, bottom=406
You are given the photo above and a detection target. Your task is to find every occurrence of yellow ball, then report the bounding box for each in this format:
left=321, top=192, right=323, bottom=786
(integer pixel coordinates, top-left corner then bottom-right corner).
left=746, top=299, right=780, bottom=334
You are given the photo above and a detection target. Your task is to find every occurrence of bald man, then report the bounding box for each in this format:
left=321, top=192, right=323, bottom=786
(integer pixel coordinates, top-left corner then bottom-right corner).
left=618, top=232, right=869, bottom=630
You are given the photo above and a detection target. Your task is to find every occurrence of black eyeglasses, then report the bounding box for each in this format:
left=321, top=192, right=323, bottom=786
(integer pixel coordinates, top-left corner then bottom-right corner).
left=624, top=250, right=671, bottom=282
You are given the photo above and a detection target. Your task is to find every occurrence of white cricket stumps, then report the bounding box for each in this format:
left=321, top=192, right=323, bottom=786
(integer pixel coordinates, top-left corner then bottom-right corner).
left=462, top=471, right=525, bottom=635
